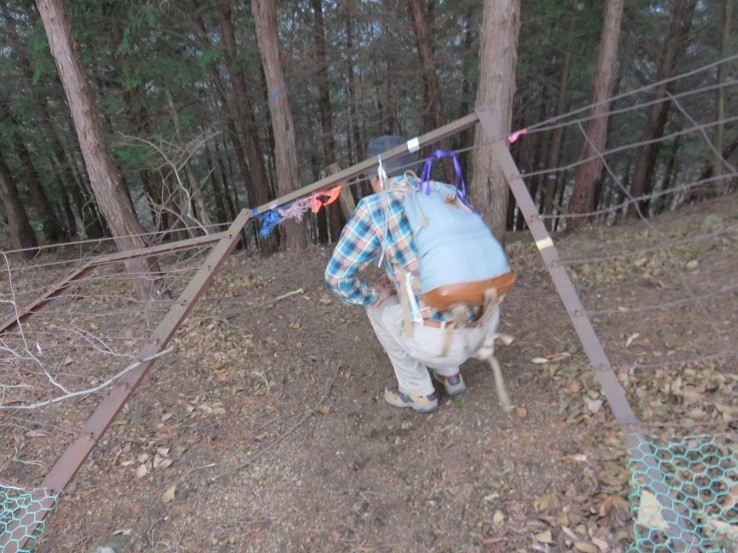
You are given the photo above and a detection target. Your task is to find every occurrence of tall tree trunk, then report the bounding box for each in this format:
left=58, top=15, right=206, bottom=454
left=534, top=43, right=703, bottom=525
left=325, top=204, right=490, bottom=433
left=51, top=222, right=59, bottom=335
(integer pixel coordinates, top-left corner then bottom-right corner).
left=122, top=87, right=163, bottom=231
left=567, top=0, right=624, bottom=231
left=213, top=137, right=239, bottom=219
left=36, top=0, right=154, bottom=298
left=543, top=18, right=574, bottom=231
left=53, top=162, right=78, bottom=237
left=215, top=0, right=278, bottom=252
left=654, top=136, right=682, bottom=214
left=0, top=95, right=66, bottom=242
left=407, top=0, right=454, bottom=182
left=203, top=140, right=228, bottom=224
left=311, top=0, right=344, bottom=242
left=14, top=132, right=67, bottom=242
left=457, top=5, right=477, bottom=178
left=470, top=0, right=521, bottom=242
left=0, top=150, right=39, bottom=254
left=713, top=0, right=733, bottom=187
left=62, top=149, right=105, bottom=238
left=628, top=0, right=697, bottom=217
left=345, top=5, right=363, bottom=168
left=515, top=83, right=549, bottom=231
left=252, top=0, right=308, bottom=251
left=165, top=91, right=212, bottom=230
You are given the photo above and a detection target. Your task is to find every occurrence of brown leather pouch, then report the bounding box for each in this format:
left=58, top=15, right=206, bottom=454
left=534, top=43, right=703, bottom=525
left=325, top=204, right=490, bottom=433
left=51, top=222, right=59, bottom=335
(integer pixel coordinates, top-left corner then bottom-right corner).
left=421, top=272, right=517, bottom=311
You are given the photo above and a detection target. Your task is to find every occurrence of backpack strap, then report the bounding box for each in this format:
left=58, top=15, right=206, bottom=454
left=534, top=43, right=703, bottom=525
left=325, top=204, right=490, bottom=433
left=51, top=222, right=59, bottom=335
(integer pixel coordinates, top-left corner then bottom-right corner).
left=396, top=267, right=414, bottom=338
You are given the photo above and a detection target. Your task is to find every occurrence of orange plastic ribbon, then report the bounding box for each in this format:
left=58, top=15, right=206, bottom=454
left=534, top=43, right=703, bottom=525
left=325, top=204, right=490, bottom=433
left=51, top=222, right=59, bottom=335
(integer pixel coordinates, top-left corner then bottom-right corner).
left=309, top=186, right=342, bottom=213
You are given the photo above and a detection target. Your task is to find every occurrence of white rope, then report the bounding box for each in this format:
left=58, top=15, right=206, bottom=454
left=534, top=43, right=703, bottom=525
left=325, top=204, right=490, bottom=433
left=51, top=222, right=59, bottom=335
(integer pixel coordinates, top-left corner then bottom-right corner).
left=377, top=154, right=388, bottom=188
left=474, top=332, right=514, bottom=412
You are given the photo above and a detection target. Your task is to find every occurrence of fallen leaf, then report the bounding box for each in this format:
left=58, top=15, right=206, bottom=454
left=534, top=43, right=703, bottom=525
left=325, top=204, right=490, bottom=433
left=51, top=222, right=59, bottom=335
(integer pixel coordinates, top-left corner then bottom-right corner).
left=709, top=518, right=738, bottom=539
left=135, top=464, right=148, bottom=479
left=636, top=490, right=668, bottom=530
left=574, top=542, right=597, bottom=553
left=587, top=399, right=604, bottom=413
left=162, top=484, right=176, bottom=503
left=599, top=495, right=614, bottom=517
left=492, top=510, right=506, bottom=525
left=531, top=357, right=549, bottom=364
left=625, top=333, right=640, bottom=347
left=591, top=536, right=610, bottom=551
left=317, top=404, right=331, bottom=415
left=515, top=407, right=527, bottom=419
left=533, top=530, right=552, bottom=543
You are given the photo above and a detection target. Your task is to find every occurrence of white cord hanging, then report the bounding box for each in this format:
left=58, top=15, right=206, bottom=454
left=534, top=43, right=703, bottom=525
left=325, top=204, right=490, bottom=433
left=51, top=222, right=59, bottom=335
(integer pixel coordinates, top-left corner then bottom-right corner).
left=377, top=154, right=388, bottom=189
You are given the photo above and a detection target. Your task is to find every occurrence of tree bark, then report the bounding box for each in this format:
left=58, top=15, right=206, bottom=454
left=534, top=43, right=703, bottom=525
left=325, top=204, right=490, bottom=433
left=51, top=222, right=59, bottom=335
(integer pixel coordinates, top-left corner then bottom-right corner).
left=311, top=0, right=344, bottom=242
left=567, top=0, right=624, bottom=231
left=470, top=0, right=521, bottom=242
left=344, top=5, right=363, bottom=168
left=515, top=83, right=548, bottom=231
left=121, top=87, right=164, bottom=232
left=712, top=0, right=733, bottom=186
left=54, top=162, right=78, bottom=237
left=165, top=91, right=212, bottom=230
left=213, top=136, right=239, bottom=219
left=0, top=150, right=39, bottom=255
left=36, top=0, right=154, bottom=298
left=628, top=0, right=697, bottom=217
left=0, top=95, right=66, bottom=242
left=543, top=17, right=574, bottom=231
left=252, top=0, right=308, bottom=251
left=215, top=1, right=278, bottom=251
left=457, top=4, right=477, bottom=178
left=407, top=0, right=454, bottom=182
left=204, top=140, right=229, bottom=223
left=13, top=130, right=67, bottom=242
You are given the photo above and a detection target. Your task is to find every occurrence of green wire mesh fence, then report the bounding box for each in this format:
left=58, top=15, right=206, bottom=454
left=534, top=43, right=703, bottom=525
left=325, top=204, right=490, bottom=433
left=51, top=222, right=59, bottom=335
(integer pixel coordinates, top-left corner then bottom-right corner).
left=628, top=433, right=738, bottom=552
left=0, top=484, right=58, bottom=553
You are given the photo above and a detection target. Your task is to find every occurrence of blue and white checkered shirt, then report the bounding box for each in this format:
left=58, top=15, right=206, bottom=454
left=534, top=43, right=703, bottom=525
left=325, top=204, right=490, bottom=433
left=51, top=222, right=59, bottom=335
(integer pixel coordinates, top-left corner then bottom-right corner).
left=325, top=181, right=468, bottom=322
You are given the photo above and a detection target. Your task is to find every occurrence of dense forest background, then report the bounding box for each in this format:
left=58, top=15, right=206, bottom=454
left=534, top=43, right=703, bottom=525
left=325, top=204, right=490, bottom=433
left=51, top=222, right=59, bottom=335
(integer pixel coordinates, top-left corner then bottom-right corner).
left=0, top=0, right=736, bottom=253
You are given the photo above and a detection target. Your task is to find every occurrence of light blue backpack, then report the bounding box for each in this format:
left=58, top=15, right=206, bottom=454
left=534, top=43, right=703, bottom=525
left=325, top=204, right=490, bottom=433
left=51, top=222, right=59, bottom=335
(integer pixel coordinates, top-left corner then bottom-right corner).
left=398, top=150, right=515, bottom=311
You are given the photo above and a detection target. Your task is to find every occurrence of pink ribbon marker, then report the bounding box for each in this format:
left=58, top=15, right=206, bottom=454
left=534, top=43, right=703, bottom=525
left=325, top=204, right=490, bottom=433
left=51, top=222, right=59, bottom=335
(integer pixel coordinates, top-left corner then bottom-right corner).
left=508, top=129, right=528, bottom=143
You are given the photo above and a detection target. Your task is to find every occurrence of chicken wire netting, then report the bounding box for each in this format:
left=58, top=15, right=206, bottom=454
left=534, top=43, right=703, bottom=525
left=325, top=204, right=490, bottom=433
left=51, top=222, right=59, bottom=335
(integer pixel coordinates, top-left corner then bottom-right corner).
left=628, top=432, right=738, bottom=552
left=0, top=484, right=58, bottom=553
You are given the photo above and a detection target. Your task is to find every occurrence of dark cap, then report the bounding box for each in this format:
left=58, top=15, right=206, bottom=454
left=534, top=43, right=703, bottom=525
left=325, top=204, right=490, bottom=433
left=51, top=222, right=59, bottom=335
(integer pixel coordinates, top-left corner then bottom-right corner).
left=366, top=135, right=417, bottom=178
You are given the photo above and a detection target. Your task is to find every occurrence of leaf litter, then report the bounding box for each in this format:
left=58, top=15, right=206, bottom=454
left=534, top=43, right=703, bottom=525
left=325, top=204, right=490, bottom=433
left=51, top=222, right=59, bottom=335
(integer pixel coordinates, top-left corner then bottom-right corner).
left=15, top=195, right=738, bottom=551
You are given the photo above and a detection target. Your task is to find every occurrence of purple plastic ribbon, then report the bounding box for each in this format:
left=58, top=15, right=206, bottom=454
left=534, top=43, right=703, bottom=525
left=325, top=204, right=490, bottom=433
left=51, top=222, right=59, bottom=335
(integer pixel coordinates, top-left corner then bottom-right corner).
left=420, top=149, right=472, bottom=208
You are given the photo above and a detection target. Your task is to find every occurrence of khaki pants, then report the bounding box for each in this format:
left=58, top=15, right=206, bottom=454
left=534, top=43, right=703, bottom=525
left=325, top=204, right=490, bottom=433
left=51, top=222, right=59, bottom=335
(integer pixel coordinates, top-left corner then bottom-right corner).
left=366, top=296, right=500, bottom=396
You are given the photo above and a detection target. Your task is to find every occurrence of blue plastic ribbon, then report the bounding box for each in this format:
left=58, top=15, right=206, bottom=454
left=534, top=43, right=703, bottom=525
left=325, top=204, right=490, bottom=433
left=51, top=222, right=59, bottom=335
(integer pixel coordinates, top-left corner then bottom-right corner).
left=258, top=210, right=283, bottom=238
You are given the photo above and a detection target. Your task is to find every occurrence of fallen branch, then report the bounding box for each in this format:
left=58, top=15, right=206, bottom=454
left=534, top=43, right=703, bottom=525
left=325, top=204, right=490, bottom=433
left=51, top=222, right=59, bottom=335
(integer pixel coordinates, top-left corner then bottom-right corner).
left=0, top=347, right=174, bottom=410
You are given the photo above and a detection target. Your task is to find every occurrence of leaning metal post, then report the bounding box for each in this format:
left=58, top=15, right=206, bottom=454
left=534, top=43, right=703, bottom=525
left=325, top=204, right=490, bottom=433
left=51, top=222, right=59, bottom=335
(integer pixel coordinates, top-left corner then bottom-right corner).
left=2, top=211, right=251, bottom=553
left=475, top=104, right=696, bottom=551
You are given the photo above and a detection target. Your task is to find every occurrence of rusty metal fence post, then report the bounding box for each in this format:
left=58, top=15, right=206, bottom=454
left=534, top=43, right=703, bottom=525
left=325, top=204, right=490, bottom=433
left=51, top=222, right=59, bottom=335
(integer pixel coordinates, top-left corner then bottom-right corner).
left=475, top=104, right=696, bottom=550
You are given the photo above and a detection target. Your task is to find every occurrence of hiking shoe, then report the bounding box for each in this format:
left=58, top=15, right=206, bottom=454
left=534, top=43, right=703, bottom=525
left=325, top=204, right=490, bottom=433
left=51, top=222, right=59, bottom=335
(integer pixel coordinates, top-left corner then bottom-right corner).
left=432, top=371, right=467, bottom=396
left=384, top=386, right=439, bottom=413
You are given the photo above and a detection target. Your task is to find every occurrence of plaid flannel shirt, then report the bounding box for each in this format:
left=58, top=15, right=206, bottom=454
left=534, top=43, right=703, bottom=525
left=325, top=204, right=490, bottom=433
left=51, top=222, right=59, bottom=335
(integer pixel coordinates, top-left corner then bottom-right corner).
left=325, top=186, right=467, bottom=323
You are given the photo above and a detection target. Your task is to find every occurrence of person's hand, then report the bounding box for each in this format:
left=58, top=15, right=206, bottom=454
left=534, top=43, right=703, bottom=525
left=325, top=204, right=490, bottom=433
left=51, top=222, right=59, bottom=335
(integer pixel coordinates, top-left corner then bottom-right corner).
left=373, top=284, right=394, bottom=306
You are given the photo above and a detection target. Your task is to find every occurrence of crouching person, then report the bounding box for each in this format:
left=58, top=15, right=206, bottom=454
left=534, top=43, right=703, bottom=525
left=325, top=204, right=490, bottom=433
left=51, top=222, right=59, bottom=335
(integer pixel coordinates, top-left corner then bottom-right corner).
left=324, top=136, right=506, bottom=413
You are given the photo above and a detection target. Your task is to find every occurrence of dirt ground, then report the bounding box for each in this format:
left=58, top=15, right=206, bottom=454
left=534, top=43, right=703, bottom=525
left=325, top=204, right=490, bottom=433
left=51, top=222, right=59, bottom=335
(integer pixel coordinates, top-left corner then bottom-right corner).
left=5, top=193, right=738, bottom=552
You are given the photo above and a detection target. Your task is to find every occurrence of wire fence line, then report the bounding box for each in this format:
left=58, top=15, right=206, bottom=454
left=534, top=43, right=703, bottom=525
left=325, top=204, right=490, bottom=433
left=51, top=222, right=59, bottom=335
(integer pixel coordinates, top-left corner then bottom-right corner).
left=525, top=53, right=738, bottom=134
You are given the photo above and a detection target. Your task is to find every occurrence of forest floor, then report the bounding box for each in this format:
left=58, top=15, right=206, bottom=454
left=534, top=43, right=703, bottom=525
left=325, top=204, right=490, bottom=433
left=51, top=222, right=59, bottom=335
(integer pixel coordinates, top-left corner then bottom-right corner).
left=7, top=193, right=738, bottom=552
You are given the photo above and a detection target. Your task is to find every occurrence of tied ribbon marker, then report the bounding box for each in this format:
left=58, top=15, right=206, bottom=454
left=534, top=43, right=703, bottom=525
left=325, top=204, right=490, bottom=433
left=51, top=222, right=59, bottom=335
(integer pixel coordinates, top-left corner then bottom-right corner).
left=257, top=186, right=343, bottom=238
left=508, top=129, right=528, bottom=143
